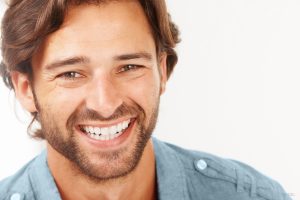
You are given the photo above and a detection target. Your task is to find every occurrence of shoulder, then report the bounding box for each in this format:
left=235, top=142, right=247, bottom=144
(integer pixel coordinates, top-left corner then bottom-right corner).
left=154, top=138, right=291, bottom=200
left=0, top=156, right=39, bottom=200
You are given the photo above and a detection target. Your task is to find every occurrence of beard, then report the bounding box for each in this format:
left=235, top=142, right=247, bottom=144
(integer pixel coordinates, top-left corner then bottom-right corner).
left=34, top=96, right=160, bottom=182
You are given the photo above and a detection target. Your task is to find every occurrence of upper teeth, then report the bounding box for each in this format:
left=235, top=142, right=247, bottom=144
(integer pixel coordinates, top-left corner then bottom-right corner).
left=81, top=119, right=130, bottom=136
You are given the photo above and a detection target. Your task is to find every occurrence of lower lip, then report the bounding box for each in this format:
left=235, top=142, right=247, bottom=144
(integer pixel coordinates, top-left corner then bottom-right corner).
left=77, top=119, right=136, bottom=149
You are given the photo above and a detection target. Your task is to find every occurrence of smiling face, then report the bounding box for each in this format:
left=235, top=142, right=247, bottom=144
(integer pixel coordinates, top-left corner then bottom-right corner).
left=16, top=1, right=167, bottom=181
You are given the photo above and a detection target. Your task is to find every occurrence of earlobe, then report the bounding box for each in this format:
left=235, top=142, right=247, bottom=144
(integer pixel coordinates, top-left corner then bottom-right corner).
left=10, top=71, right=37, bottom=113
left=159, top=53, right=168, bottom=95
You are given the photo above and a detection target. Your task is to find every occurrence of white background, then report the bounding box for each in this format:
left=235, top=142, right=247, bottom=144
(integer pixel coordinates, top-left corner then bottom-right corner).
left=0, top=0, right=299, bottom=199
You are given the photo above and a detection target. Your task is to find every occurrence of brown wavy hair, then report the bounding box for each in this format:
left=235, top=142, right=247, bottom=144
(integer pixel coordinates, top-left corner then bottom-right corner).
left=0, top=0, right=180, bottom=139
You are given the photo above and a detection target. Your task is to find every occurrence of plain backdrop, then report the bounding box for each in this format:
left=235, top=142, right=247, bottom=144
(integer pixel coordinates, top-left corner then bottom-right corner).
left=0, top=0, right=299, bottom=199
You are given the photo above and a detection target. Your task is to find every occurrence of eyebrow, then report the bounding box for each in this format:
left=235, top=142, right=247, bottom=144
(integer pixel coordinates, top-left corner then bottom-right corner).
left=44, top=52, right=153, bottom=70
left=45, top=56, right=90, bottom=70
left=113, top=52, right=153, bottom=61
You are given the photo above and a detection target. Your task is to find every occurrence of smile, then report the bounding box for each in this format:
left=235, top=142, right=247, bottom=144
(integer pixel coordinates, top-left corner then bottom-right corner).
left=79, top=119, right=132, bottom=141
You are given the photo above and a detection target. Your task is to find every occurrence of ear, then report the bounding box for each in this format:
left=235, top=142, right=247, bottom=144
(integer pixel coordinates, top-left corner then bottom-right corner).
left=10, top=71, right=37, bottom=113
left=159, top=52, right=168, bottom=95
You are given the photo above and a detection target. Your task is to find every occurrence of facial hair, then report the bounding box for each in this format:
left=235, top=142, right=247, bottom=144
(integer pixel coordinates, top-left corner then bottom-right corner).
left=34, top=95, right=160, bottom=182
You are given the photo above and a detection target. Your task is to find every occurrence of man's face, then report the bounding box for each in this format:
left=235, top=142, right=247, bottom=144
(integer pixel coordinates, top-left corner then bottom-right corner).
left=30, top=1, right=167, bottom=181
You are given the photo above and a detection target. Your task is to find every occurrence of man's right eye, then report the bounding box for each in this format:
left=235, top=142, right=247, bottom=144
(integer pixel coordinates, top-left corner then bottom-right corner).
left=58, top=72, right=83, bottom=80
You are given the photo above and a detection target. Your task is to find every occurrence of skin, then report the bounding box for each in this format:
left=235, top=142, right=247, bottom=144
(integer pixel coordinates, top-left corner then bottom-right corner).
left=11, top=1, right=167, bottom=200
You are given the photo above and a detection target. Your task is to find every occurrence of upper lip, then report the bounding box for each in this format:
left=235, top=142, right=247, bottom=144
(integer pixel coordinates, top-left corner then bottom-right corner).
left=77, top=117, right=134, bottom=128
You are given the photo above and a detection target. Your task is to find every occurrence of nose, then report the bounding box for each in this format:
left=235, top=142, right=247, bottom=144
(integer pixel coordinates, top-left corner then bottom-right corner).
left=85, top=75, right=123, bottom=118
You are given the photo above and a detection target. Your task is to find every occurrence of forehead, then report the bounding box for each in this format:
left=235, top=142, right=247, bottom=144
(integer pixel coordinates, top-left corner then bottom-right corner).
left=32, top=1, right=156, bottom=67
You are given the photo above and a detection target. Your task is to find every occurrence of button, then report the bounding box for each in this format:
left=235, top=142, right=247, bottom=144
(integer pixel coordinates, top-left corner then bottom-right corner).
left=196, top=159, right=207, bottom=170
left=10, top=193, right=21, bottom=200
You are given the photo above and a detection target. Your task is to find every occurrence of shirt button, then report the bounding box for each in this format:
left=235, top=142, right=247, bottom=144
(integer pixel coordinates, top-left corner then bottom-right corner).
left=196, top=159, right=207, bottom=170
left=10, top=193, right=21, bottom=200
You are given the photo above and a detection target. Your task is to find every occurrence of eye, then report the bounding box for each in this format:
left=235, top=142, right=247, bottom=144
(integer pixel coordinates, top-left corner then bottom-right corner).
left=58, top=71, right=83, bottom=80
left=118, top=64, right=141, bottom=73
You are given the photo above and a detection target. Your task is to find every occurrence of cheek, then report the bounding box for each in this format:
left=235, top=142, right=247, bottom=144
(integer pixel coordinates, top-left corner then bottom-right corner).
left=124, top=74, right=161, bottom=111
left=37, top=86, right=86, bottom=124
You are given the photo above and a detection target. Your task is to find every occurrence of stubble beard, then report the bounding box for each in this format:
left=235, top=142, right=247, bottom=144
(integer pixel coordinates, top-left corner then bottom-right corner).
left=35, top=98, right=160, bottom=183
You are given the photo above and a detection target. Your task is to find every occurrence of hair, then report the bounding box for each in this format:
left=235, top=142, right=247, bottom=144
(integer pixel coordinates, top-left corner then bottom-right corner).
left=0, top=0, right=180, bottom=139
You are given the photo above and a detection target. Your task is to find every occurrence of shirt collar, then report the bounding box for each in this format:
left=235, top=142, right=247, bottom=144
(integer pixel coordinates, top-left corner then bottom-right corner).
left=29, top=150, right=62, bottom=200
left=152, top=137, right=189, bottom=200
left=28, top=138, right=188, bottom=200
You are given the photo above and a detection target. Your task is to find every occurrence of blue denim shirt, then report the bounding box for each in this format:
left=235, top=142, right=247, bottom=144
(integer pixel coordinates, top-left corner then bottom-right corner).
left=0, top=137, right=291, bottom=200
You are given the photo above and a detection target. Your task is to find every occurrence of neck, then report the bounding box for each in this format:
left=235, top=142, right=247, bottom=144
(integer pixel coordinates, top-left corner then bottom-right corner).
left=47, top=140, right=157, bottom=200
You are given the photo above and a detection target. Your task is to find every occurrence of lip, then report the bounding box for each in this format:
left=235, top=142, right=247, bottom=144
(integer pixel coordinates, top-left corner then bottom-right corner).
left=75, top=118, right=136, bottom=150
left=77, top=117, right=132, bottom=128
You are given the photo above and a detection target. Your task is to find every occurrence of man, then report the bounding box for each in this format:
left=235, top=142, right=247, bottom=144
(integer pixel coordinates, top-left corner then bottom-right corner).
left=0, top=0, right=291, bottom=200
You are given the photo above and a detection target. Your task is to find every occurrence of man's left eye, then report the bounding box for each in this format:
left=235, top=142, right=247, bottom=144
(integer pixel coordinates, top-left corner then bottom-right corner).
left=119, top=64, right=141, bottom=73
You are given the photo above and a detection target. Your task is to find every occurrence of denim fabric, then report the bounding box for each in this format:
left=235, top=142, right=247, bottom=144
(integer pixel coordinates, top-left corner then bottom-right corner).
left=152, top=138, right=292, bottom=200
left=0, top=137, right=292, bottom=200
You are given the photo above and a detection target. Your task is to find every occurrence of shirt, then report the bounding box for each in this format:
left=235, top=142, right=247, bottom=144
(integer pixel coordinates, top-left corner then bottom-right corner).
left=0, top=137, right=292, bottom=200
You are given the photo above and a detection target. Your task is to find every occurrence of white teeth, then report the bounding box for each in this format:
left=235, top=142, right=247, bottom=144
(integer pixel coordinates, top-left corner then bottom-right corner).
left=117, top=123, right=123, bottom=132
left=88, top=126, right=94, bottom=134
left=105, top=135, right=110, bottom=141
left=102, top=127, right=109, bottom=135
left=95, top=127, right=101, bottom=135
left=81, top=119, right=131, bottom=141
left=109, top=126, right=117, bottom=135
left=122, top=121, right=128, bottom=129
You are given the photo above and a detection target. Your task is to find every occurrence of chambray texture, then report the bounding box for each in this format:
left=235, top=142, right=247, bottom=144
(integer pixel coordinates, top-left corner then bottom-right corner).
left=0, top=137, right=291, bottom=200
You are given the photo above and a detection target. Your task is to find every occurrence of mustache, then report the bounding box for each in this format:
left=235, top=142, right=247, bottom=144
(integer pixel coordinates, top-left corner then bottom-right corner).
left=66, top=102, right=145, bottom=128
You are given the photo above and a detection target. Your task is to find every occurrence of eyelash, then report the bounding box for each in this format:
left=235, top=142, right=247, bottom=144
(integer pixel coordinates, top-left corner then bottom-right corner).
left=58, top=71, right=82, bottom=80
left=57, top=64, right=143, bottom=80
left=119, top=64, right=142, bottom=73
